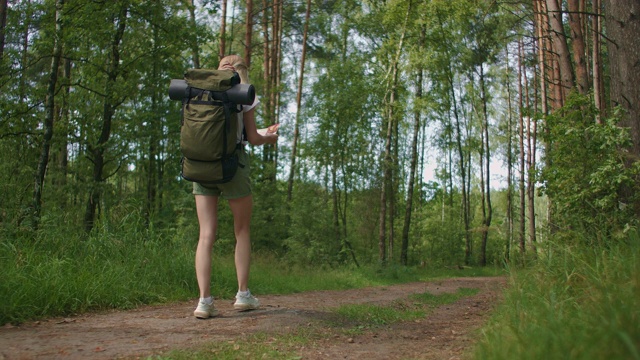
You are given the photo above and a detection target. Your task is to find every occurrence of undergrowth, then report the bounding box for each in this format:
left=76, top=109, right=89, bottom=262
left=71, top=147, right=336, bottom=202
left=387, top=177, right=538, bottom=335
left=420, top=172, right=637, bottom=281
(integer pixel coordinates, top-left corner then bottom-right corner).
left=474, top=231, right=640, bottom=360
left=0, top=225, right=499, bottom=325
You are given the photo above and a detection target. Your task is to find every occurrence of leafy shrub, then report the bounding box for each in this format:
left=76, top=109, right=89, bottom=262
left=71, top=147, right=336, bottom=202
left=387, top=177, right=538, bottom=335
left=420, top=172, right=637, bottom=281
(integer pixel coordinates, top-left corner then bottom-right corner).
left=541, top=94, right=640, bottom=241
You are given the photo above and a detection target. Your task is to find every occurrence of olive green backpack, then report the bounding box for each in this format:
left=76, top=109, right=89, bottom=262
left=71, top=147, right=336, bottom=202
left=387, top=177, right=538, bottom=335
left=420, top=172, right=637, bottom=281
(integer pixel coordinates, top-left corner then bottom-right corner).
left=179, top=69, right=243, bottom=185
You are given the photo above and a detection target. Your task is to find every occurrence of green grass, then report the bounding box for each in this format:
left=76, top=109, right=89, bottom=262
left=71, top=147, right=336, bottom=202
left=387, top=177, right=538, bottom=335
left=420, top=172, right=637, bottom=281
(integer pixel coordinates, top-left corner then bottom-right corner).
left=0, top=224, right=500, bottom=325
left=331, top=287, right=479, bottom=329
left=473, top=232, right=640, bottom=360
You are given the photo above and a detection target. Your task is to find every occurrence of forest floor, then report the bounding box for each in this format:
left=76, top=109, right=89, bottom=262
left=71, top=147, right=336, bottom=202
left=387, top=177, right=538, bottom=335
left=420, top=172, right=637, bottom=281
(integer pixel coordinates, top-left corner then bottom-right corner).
left=0, top=276, right=506, bottom=360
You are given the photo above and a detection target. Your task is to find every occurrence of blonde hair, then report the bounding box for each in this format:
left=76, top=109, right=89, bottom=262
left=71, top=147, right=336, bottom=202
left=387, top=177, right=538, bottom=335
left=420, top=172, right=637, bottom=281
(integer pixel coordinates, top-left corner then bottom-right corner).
left=218, top=55, right=250, bottom=84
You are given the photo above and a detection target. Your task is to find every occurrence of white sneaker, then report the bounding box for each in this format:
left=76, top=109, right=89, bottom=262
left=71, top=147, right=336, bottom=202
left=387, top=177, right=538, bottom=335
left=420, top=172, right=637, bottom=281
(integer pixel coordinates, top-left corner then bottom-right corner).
left=234, top=290, right=260, bottom=311
left=194, top=298, right=219, bottom=319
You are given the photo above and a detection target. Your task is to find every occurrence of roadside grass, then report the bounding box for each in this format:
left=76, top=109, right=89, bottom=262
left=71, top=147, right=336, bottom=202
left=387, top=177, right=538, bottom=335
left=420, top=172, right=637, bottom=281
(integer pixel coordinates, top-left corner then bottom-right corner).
left=150, top=288, right=480, bottom=360
left=473, top=231, right=640, bottom=360
left=0, top=224, right=501, bottom=325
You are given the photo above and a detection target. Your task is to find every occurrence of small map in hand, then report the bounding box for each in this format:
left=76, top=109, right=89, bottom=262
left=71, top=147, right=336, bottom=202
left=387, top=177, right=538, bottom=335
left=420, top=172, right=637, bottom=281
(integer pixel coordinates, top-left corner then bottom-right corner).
left=257, top=123, right=280, bottom=135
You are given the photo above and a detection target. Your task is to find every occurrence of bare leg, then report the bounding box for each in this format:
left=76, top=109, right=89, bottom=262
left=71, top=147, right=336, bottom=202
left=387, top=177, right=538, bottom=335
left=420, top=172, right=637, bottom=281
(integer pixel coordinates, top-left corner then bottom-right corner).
left=228, top=195, right=253, bottom=292
left=194, top=195, right=219, bottom=298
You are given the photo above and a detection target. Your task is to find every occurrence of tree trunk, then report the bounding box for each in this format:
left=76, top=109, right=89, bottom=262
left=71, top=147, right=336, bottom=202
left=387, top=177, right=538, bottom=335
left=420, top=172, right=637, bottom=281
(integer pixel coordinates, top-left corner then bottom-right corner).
left=592, top=0, right=603, bottom=122
left=145, top=13, right=161, bottom=228
left=518, top=39, right=526, bottom=256
left=379, top=115, right=391, bottom=264
left=524, top=60, right=537, bottom=255
left=244, top=0, right=252, bottom=67
left=287, top=0, right=311, bottom=202
left=401, top=67, right=422, bottom=266
left=84, top=3, right=128, bottom=233
left=219, top=0, right=227, bottom=59
left=55, top=58, right=71, bottom=190
left=389, top=97, right=398, bottom=261
left=379, top=0, right=410, bottom=264
left=272, top=0, right=283, bottom=169
left=567, top=0, right=589, bottom=94
left=260, top=0, right=281, bottom=170
left=453, top=86, right=470, bottom=264
left=0, top=0, right=7, bottom=61
left=331, top=161, right=340, bottom=246
left=603, top=0, right=640, bottom=215
left=261, top=0, right=271, bottom=127
left=435, top=10, right=471, bottom=265
left=479, top=65, right=493, bottom=267
left=32, top=0, right=65, bottom=229
left=546, top=0, right=575, bottom=103
left=505, top=43, right=514, bottom=263
left=534, top=0, right=550, bottom=116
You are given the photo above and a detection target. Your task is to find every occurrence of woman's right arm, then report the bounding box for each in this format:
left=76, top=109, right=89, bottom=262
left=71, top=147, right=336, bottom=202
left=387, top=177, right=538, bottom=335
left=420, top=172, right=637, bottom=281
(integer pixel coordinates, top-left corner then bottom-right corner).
left=243, top=108, right=278, bottom=146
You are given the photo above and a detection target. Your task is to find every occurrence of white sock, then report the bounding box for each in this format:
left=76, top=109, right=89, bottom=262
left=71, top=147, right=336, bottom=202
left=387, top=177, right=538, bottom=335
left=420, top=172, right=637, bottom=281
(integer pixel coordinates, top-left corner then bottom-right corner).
left=199, top=296, right=213, bottom=305
left=237, top=290, right=250, bottom=297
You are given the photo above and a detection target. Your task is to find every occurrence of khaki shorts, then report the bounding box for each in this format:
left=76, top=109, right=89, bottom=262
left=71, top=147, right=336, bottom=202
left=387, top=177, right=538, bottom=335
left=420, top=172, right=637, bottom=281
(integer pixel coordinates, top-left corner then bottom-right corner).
left=192, top=149, right=251, bottom=199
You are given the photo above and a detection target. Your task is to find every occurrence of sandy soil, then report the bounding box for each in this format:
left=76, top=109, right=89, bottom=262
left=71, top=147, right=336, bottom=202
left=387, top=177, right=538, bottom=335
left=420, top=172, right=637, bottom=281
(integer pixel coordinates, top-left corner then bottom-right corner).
left=0, top=276, right=505, bottom=360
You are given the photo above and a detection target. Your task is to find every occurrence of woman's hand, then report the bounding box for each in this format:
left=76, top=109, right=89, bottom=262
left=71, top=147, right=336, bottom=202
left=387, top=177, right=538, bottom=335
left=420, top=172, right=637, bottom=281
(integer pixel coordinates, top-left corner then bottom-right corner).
left=243, top=109, right=279, bottom=146
left=262, top=132, right=279, bottom=145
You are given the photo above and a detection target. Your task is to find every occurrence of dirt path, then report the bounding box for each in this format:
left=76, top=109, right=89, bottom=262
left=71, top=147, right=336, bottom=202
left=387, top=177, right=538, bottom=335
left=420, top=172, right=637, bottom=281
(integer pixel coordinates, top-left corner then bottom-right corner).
left=0, top=276, right=505, bottom=360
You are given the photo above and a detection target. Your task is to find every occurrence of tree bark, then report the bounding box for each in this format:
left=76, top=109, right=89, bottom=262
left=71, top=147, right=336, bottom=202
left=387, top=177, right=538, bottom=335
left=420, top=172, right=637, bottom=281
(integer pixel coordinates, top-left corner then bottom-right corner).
left=603, top=0, right=640, bottom=215
left=32, top=0, right=65, bottom=229
left=244, top=0, right=252, bottom=67
left=262, top=0, right=270, bottom=126
left=0, top=0, right=7, bottom=61
left=272, top=0, right=283, bottom=169
left=505, top=43, right=514, bottom=263
left=401, top=66, right=422, bottom=266
left=524, top=58, right=537, bottom=255
left=518, top=39, right=526, bottom=256
left=546, top=0, right=575, bottom=104
left=219, top=0, right=227, bottom=59
left=56, top=58, right=71, bottom=189
left=479, top=65, right=493, bottom=267
left=568, top=0, right=589, bottom=94
left=261, top=0, right=275, bottom=165
left=534, top=0, right=550, bottom=116
left=592, top=0, right=603, bottom=122
left=287, top=0, right=311, bottom=202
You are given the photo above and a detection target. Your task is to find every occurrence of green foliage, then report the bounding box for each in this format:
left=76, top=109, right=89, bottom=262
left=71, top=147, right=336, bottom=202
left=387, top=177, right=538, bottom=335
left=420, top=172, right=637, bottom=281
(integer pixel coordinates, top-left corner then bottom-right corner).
left=282, top=182, right=338, bottom=266
left=474, top=231, right=640, bottom=360
left=541, top=94, right=640, bottom=239
left=250, top=176, right=290, bottom=253
left=415, top=193, right=468, bottom=266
